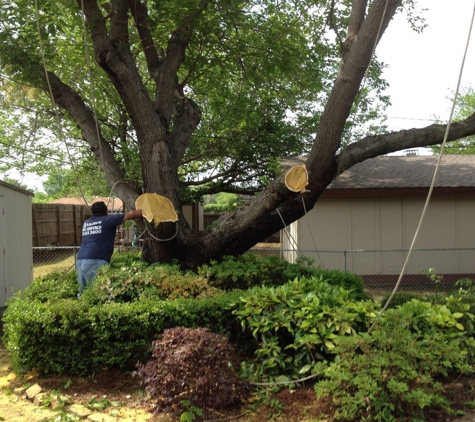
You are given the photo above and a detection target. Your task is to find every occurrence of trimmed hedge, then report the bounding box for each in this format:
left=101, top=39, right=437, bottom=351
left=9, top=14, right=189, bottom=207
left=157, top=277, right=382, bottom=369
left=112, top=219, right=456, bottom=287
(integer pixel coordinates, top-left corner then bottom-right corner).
left=2, top=290, right=245, bottom=375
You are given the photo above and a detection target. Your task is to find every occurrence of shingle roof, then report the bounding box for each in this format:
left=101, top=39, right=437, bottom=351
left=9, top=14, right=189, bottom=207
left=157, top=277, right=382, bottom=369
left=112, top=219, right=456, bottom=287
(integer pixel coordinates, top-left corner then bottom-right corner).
left=328, top=156, right=475, bottom=189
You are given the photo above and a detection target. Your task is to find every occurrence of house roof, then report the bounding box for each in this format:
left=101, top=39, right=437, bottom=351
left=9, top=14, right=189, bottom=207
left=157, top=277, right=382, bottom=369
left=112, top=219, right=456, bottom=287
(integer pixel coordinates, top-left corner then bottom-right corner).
left=50, top=196, right=124, bottom=210
left=328, top=155, right=475, bottom=189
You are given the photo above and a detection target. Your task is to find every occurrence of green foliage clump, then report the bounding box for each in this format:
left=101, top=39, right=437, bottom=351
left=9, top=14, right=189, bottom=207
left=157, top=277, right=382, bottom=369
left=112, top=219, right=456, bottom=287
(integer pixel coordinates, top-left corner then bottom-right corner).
left=203, top=203, right=235, bottom=213
left=81, top=262, right=218, bottom=305
left=315, top=299, right=475, bottom=421
left=232, top=276, right=378, bottom=381
left=136, top=327, right=248, bottom=418
left=198, top=254, right=368, bottom=300
left=19, top=271, right=78, bottom=302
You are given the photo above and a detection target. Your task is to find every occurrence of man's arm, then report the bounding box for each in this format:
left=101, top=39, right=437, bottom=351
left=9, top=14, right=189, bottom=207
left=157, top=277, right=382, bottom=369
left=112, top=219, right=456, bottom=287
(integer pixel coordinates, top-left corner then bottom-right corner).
left=123, top=209, right=143, bottom=222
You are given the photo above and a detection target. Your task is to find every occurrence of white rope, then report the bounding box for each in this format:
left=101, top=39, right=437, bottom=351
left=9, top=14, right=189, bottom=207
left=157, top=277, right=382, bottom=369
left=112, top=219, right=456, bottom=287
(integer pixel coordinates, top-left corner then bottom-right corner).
left=34, top=0, right=91, bottom=212
left=301, top=197, right=325, bottom=268
left=368, top=0, right=475, bottom=333
left=80, top=0, right=106, bottom=173
left=276, top=208, right=301, bottom=259
left=145, top=223, right=179, bottom=242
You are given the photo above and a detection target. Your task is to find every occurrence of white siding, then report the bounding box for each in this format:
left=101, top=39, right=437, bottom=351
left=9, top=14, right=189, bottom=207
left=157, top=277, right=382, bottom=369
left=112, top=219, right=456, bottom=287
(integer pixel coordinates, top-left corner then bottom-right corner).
left=289, top=194, right=475, bottom=276
left=0, top=182, right=33, bottom=307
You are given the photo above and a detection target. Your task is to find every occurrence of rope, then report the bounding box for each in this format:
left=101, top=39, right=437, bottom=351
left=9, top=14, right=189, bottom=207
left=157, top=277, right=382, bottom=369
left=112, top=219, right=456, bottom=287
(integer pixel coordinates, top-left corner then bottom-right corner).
left=301, top=197, right=325, bottom=269
left=34, top=0, right=91, bottom=213
left=368, top=0, right=475, bottom=331
left=79, top=0, right=106, bottom=172
left=145, top=223, right=179, bottom=242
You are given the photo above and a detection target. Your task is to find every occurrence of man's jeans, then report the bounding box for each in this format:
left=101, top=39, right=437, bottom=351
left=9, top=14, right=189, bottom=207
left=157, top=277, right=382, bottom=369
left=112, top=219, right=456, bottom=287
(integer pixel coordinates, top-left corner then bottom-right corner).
left=76, top=259, right=108, bottom=293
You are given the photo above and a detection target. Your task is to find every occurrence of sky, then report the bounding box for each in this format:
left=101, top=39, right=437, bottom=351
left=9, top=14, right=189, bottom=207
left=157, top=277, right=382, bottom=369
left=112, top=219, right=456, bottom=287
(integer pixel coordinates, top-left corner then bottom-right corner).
left=377, top=0, right=475, bottom=135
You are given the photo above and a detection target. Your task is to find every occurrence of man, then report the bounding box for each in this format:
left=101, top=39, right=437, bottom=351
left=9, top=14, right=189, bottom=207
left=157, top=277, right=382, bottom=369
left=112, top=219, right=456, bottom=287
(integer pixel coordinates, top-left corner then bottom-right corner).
left=76, top=201, right=142, bottom=293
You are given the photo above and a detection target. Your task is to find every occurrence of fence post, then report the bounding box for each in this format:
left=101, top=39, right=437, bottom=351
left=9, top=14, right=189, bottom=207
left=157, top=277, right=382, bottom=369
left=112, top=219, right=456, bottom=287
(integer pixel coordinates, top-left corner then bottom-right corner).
left=344, top=250, right=347, bottom=271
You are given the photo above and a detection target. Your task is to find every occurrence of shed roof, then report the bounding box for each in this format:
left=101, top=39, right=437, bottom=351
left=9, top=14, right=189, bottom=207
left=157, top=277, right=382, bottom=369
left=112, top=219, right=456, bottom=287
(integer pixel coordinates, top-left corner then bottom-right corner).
left=329, top=156, right=475, bottom=189
left=0, top=180, right=34, bottom=196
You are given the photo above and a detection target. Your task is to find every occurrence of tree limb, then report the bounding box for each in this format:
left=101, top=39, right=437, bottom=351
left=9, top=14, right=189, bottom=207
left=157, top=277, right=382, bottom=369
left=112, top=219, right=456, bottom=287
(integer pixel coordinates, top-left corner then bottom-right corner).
left=337, top=113, right=475, bottom=173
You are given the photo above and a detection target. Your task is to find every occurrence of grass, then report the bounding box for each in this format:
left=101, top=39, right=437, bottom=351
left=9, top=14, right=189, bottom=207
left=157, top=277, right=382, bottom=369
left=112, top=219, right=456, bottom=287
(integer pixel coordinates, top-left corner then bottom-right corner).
left=33, top=256, right=75, bottom=279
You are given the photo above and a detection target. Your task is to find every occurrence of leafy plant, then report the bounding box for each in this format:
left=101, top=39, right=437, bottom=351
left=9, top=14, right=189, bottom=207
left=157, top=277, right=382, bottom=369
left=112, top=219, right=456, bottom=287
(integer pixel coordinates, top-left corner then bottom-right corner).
left=86, top=395, right=121, bottom=411
left=424, top=268, right=443, bottom=294
left=197, top=254, right=368, bottom=300
left=180, top=400, right=203, bottom=422
left=315, top=299, right=474, bottom=421
left=233, top=276, right=378, bottom=381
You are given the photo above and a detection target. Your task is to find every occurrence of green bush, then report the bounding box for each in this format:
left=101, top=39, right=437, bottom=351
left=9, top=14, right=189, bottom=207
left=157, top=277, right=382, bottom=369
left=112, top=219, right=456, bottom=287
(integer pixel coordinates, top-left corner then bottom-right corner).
left=198, top=254, right=368, bottom=300
left=315, top=299, right=475, bottom=421
left=20, top=271, right=78, bottom=302
left=81, top=262, right=219, bottom=305
left=2, top=290, right=245, bottom=375
left=232, top=276, right=379, bottom=381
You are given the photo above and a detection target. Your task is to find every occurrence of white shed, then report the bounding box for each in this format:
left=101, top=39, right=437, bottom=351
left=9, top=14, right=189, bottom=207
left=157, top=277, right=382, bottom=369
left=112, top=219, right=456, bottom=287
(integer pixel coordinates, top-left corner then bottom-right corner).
left=282, top=155, right=475, bottom=287
left=0, top=180, right=34, bottom=308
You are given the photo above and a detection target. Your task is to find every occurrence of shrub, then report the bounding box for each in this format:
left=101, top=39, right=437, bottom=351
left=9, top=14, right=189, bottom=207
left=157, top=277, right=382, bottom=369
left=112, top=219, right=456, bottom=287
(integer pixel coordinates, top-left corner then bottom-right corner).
left=2, top=290, right=245, bottom=375
left=232, top=276, right=379, bottom=381
left=80, top=262, right=219, bottom=305
left=198, top=254, right=368, bottom=300
left=315, top=299, right=475, bottom=421
left=20, top=271, right=78, bottom=302
left=136, top=327, right=249, bottom=418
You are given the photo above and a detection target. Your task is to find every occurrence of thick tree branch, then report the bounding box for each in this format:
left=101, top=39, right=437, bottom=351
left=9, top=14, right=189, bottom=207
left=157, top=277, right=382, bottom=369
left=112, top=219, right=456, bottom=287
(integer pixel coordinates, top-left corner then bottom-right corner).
left=45, top=71, right=140, bottom=208
left=347, top=0, right=368, bottom=41
left=127, top=0, right=162, bottom=80
left=337, top=113, right=475, bottom=173
left=307, top=0, right=401, bottom=185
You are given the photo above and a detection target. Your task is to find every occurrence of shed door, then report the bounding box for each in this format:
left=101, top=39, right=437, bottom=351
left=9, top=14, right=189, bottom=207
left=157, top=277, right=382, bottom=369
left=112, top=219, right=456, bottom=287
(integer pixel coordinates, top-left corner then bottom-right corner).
left=0, top=195, right=5, bottom=307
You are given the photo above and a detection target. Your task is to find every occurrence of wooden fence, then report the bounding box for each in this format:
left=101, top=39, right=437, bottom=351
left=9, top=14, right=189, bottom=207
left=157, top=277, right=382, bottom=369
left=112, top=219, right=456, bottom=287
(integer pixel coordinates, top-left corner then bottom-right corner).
left=32, top=204, right=90, bottom=247
left=32, top=205, right=281, bottom=247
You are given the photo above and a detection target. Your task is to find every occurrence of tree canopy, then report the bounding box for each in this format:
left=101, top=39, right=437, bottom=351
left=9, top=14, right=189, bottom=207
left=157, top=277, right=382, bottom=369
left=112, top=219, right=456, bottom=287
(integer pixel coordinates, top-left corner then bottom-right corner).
left=1, top=0, right=475, bottom=268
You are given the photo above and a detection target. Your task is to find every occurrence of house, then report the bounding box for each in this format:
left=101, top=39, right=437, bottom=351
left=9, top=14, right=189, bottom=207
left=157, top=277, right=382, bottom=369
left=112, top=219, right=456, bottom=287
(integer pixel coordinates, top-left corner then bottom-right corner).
left=282, top=155, right=475, bottom=288
left=0, top=180, right=34, bottom=308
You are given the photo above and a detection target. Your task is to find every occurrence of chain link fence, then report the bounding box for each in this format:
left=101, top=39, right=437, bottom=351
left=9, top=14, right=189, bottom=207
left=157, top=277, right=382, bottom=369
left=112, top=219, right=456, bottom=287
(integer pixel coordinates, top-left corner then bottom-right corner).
left=277, top=247, right=475, bottom=294
left=33, top=246, right=79, bottom=279
left=33, top=246, right=475, bottom=295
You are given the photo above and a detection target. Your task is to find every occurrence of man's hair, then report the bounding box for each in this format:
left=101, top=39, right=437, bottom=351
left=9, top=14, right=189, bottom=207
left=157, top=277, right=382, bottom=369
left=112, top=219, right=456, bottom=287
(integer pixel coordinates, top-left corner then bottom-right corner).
left=91, top=201, right=108, bottom=216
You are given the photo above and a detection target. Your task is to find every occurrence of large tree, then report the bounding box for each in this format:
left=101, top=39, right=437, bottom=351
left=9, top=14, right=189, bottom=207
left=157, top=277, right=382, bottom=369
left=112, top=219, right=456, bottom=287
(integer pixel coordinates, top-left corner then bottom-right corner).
left=2, top=0, right=475, bottom=269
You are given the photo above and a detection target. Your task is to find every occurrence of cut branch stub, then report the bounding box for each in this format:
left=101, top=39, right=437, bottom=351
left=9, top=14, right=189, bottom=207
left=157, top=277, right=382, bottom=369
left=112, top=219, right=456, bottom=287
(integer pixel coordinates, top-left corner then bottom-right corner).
left=285, top=164, right=309, bottom=193
left=135, top=193, right=178, bottom=226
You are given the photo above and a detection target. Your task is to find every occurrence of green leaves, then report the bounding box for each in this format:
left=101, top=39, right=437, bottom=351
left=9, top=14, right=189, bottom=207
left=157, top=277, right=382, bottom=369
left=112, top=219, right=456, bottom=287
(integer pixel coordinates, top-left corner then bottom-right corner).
left=233, top=276, right=378, bottom=381
left=314, top=298, right=474, bottom=421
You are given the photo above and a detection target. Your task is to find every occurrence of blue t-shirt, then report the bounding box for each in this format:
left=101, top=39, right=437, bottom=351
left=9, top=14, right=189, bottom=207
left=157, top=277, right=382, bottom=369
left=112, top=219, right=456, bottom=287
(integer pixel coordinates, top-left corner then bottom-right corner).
left=77, top=214, right=125, bottom=262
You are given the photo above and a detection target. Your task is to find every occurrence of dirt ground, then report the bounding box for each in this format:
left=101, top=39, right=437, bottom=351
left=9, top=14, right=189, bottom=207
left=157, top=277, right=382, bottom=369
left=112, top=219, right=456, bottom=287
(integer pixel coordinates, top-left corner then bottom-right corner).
left=0, top=341, right=329, bottom=422
left=2, top=340, right=475, bottom=422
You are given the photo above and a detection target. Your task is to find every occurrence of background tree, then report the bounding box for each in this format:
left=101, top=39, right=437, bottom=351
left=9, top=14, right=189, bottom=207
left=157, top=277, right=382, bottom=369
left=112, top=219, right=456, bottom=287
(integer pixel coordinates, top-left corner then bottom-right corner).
left=431, top=86, right=475, bottom=155
left=2, top=0, right=475, bottom=269
left=0, top=177, right=28, bottom=190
